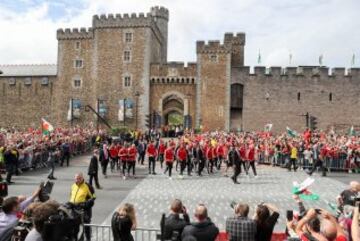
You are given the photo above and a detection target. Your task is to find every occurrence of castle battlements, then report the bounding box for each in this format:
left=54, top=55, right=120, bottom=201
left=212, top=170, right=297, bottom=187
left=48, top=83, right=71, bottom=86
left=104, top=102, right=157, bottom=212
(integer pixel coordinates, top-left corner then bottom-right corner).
left=150, top=6, right=169, bottom=20
left=196, top=40, right=231, bottom=54
left=236, top=66, right=360, bottom=78
left=224, top=32, right=246, bottom=46
left=57, top=28, right=93, bottom=40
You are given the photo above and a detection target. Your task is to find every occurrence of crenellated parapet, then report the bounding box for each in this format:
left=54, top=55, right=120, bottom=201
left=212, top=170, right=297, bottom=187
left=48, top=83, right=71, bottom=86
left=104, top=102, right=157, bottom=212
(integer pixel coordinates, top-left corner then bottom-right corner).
left=57, top=28, right=93, bottom=40
left=196, top=40, right=231, bottom=54
left=235, top=66, right=360, bottom=78
left=224, top=32, right=246, bottom=46
left=150, top=62, right=197, bottom=85
left=150, top=6, right=169, bottom=20
left=92, top=13, right=152, bottom=28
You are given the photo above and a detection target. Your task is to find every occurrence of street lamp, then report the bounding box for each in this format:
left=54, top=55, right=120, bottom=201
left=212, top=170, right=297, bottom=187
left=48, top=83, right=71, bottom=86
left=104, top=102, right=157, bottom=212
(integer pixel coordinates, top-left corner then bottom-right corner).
left=135, top=91, right=140, bottom=130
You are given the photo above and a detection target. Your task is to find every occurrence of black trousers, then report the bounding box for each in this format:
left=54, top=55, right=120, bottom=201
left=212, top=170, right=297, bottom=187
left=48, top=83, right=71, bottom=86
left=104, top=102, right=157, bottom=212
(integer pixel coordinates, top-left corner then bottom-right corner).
left=208, top=159, right=215, bottom=173
left=127, top=161, right=135, bottom=175
left=101, top=160, right=108, bottom=176
left=240, top=161, right=248, bottom=175
left=232, top=163, right=241, bottom=182
left=138, top=152, right=145, bottom=164
left=122, top=160, right=127, bottom=175
left=248, top=162, right=257, bottom=176
left=165, top=162, right=173, bottom=177
left=198, top=159, right=205, bottom=175
left=148, top=156, right=156, bottom=174
left=187, top=159, right=192, bottom=175
left=309, top=159, right=327, bottom=176
left=6, top=165, right=14, bottom=183
left=179, top=161, right=186, bottom=175
left=158, top=154, right=164, bottom=168
left=288, top=158, right=297, bottom=171
left=89, top=173, right=100, bottom=188
left=61, top=152, right=70, bottom=167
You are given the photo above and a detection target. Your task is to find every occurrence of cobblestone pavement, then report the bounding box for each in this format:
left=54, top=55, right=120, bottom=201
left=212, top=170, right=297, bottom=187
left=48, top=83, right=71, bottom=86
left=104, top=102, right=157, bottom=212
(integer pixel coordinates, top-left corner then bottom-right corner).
left=102, top=164, right=348, bottom=232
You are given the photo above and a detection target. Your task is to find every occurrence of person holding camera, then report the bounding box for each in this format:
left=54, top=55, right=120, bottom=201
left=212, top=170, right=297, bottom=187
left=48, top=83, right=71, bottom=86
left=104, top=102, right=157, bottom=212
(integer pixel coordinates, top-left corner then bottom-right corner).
left=253, top=203, right=279, bottom=241
left=24, top=201, right=60, bottom=241
left=0, top=187, right=41, bottom=237
left=226, top=202, right=256, bottom=241
left=111, top=203, right=137, bottom=241
left=161, top=199, right=190, bottom=241
left=181, top=204, right=219, bottom=241
left=69, top=173, right=95, bottom=241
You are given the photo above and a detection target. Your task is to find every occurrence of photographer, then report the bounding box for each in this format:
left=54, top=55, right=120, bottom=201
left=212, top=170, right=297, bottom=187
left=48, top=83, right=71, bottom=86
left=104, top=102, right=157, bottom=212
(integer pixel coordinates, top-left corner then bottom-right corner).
left=0, top=187, right=41, bottom=237
left=161, top=199, right=190, bottom=241
left=352, top=204, right=359, bottom=241
left=69, top=173, right=95, bottom=241
left=24, top=201, right=60, bottom=241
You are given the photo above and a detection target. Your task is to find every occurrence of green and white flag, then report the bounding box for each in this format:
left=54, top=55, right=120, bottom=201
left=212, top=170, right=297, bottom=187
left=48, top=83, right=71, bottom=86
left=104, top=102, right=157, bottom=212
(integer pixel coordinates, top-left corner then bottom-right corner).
left=286, top=126, right=298, bottom=137
left=349, top=125, right=356, bottom=136
left=351, top=54, right=356, bottom=67
left=264, top=123, right=273, bottom=132
left=257, top=50, right=262, bottom=64
left=319, top=54, right=323, bottom=66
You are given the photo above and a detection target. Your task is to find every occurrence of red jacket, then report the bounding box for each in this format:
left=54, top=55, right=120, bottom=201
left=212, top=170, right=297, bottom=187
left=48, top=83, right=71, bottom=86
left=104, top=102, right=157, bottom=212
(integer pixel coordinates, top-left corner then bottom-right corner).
left=206, top=147, right=213, bottom=160
left=128, top=147, right=137, bottom=161
left=158, top=143, right=166, bottom=154
left=109, top=146, right=118, bottom=158
left=147, top=144, right=157, bottom=157
left=118, top=147, right=128, bottom=161
left=247, top=147, right=255, bottom=161
left=177, top=147, right=187, bottom=161
left=164, top=148, right=175, bottom=163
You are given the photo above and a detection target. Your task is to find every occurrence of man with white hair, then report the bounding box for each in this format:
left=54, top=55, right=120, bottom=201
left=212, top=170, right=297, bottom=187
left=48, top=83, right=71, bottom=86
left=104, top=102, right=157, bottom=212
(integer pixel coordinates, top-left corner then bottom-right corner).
left=337, top=181, right=359, bottom=209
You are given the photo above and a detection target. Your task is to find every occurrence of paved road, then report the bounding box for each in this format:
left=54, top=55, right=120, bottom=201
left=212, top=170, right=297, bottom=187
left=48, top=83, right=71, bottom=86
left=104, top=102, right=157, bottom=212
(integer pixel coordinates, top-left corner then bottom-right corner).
left=6, top=155, right=359, bottom=234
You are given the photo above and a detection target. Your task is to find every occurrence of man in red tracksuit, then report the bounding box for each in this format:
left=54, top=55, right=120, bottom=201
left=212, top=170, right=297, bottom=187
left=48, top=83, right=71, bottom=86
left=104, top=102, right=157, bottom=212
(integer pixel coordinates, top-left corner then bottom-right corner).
left=206, top=146, right=214, bottom=174
left=247, top=144, right=257, bottom=177
left=147, top=141, right=157, bottom=175
left=177, top=143, right=188, bottom=177
left=164, top=144, right=175, bottom=179
left=118, top=144, right=128, bottom=178
left=158, top=140, right=166, bottom=169
left=239, top=144, right=249, bottom=175
left=127, top=144, right=137, bottom=178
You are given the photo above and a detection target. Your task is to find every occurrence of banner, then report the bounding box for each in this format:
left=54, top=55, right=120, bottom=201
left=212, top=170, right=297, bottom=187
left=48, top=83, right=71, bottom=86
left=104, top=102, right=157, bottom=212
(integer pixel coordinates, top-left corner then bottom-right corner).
left=125, top=99, right=134, bottom=118
left=97, top=100, right=107, bottom=118
left=67, top=99, right=81, bottom=121
left=118, top=99, right=125, bottom=121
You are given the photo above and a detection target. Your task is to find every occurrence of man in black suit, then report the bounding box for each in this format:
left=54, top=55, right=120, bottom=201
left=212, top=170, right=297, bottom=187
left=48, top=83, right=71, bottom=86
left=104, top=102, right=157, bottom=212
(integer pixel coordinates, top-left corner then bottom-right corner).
left=229, top=145, right=241, bottom=184
left=196, top=144, right=206, bottom=176
left=162, top=199, right=190, bottom=241
left=88, top=149, right=101, bottom=189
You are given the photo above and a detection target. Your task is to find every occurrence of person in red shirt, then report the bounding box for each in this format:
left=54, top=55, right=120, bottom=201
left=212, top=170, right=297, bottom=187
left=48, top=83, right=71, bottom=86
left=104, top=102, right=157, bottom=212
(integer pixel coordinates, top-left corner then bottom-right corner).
left=176, top=143, right=188, bottom=177
left=164, top=144, right=175, bottom=179
left=127, top=144, right=137, bottom=178
left=206, top=146, right=214, bottom=174
left=109, top=143, right=118, bottom=172
left=158, top=140, right=166, bottom=169
left=239, top=144, right=249, bottom=175
left=118, top=144, right=128, bottom=178
left=247, top=143, right=257, bottom=177
left=147, top=141, right=157, bottom=175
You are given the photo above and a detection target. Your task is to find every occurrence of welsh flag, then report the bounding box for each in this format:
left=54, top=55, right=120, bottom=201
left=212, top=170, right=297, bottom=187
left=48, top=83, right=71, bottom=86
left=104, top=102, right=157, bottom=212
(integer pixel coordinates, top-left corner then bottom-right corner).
left=349, top=126, right=356, bottom=136
left=286, top=126, right=298, bottom=137
left=264, top=123, right=273, bottom=132
left=41, top=118, right=54, bottom=135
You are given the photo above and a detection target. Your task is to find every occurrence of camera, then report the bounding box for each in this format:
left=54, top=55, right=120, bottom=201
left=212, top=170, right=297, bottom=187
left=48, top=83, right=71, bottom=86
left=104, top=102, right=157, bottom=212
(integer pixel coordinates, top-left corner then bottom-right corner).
left=12, top=220, right=33, bottom=241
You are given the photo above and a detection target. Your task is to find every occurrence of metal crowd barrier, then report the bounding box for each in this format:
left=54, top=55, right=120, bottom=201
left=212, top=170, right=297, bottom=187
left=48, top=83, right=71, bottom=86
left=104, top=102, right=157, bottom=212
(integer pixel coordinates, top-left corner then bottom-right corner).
left=257, top=152, right=356, bottom=172
left=85, top=224, right=161, bottom=241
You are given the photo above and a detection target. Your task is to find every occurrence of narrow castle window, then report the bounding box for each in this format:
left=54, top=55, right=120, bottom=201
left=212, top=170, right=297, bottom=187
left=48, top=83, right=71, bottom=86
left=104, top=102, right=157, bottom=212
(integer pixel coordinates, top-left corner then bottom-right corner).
left=74, top=59, right=83, bottom=68
left=123, top=51, right=131, bottom=62
left=124, top=76, right=131, bottom=87
left=24, top=77, right=32, bottom=86
left=329, top=93, right=333, bottom=102
left=75, top=41, right=81, bottom=50
left=297, top=92, right=301, bottom=101
left=125, top=32, right=133, bottom=43
left=73, top=79, right=82, bottom=88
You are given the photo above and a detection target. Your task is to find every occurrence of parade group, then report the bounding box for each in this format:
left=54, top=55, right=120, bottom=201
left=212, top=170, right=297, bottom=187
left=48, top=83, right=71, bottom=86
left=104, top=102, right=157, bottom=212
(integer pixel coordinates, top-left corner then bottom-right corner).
left=1, top=125, right=360, bottom=185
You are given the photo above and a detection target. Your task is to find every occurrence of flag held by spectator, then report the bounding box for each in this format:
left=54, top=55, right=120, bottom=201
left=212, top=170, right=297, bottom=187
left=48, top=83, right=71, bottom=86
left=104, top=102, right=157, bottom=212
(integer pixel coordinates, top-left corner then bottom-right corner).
left=349, top=125, right=356, bottom=136
left=264, top=123, right=273, bottom=132
left=286, top=126, right=298, bottom=137
left=41, top=118, right=54, bottom=135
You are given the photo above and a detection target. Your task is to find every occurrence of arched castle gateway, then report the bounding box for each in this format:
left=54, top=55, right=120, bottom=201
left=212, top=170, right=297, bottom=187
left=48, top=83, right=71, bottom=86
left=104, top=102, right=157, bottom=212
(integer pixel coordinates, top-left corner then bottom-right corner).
left=0, top=6, right=359, bottom=132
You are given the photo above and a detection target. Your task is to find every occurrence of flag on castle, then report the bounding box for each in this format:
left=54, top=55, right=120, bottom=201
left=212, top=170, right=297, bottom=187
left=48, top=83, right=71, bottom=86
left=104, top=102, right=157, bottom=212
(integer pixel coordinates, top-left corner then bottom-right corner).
left=257, top=50, right=262, bottom=64
left=41, top=118, right=54, bottom=135
left=351, top=53, right=356, bottom=67
left=348, top=125, right=356, bottom=136
left=264, top=123, right=273, bottom=132
left=286, top=126, right=298, bottom=138
left=318, top=54, right=324, bottom=66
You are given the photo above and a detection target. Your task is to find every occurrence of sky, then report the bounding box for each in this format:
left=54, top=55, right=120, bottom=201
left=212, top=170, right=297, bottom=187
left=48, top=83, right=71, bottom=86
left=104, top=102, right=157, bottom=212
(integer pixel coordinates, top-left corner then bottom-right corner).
left=0, top=0, right=359, bottom=68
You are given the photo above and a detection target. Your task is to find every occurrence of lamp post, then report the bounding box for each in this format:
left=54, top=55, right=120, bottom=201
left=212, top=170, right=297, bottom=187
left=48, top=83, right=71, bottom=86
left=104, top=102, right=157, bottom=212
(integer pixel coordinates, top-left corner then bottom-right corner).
left=96, top=98, right=100, bottom=131
left=70, top=98, right=74, bottom=127
left=135, top=91, right=140, bottom=130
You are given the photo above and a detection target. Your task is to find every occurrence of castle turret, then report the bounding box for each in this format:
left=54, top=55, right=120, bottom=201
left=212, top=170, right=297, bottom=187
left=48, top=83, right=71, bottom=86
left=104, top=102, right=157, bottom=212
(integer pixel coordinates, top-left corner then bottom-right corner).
left=151, top=6, right=169, bottom=63
left=224, top=32, right=245, bottom=67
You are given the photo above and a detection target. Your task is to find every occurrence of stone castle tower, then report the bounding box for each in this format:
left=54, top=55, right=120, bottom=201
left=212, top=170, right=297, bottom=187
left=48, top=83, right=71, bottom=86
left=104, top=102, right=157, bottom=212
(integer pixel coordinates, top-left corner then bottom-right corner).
left=0, top=6, right=359, bottom=133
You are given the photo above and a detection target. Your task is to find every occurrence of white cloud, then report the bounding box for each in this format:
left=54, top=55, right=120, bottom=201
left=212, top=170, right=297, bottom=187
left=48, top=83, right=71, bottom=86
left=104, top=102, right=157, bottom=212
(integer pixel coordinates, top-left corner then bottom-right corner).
left=0, top=0, right=359, bottom=68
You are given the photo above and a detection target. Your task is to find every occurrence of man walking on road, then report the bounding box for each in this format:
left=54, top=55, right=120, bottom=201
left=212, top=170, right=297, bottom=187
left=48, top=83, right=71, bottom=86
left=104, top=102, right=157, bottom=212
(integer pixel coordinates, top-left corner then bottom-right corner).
left=88, top=149, right=101, bottom=189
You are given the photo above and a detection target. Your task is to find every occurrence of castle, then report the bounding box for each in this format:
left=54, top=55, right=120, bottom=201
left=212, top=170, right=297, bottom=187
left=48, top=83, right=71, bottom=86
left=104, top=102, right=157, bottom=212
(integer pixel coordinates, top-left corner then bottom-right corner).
left=0, top=6, right=359, bottom=133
